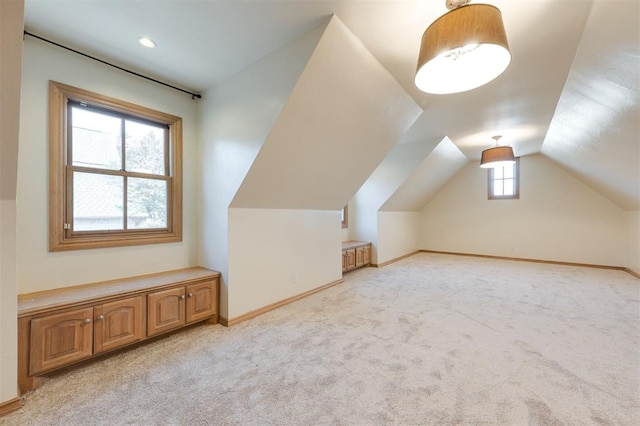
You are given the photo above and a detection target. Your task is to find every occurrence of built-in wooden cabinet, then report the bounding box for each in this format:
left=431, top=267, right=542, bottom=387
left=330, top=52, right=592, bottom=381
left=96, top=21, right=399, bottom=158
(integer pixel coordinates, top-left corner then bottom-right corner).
left=342, top=241, right=371, bottom=273
left=356, top=246, right=365, bottom=268
left=147, top=281, right=216, bottom=337
left=344, top=249, right=356, bottom=272
left=186, top=281, right=217, bottom=323
left=18, top=267, right=220, bottom=394
left=148, top=287, right=186, bottom=336
left=29, top=307, right=94, bottom=375
left=94, top=296, right=144, bottom=354
left=29, top=295, right=145, bottom=375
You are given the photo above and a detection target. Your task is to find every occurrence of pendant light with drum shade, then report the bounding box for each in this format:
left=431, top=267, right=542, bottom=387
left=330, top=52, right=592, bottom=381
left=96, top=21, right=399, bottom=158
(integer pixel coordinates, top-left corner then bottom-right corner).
left=480, top=135, right=515, bottom=168
left=415, top=0, right=511, bottom=94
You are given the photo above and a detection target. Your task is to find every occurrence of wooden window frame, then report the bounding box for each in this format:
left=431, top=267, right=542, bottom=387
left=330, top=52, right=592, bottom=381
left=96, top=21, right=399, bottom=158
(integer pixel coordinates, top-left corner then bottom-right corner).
left=341, top=205, right=349, bottom=228
left=487, top=157, right=520, bottom=200
left=49, top=81, right=182, bottom=251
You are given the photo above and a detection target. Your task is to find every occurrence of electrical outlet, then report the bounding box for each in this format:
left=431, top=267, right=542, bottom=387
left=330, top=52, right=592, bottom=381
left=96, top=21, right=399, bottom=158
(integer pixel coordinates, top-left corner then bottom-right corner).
left=291, top=273, right=296, bottom=284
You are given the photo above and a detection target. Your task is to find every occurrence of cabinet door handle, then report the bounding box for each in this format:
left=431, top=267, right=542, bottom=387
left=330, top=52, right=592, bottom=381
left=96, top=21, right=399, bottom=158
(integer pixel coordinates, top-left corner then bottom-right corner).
left=187, top=293, right=193, bottom=298
left=84, top=318, right=92, bottom=324
left=179, top=295, right=185, bottom=300
left=96, top=315, right=104, bottom=321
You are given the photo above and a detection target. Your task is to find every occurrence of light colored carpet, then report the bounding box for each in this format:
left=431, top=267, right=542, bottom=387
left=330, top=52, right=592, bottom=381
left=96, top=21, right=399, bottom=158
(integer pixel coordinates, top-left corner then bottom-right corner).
left=2, top=253, right=639, bottom=425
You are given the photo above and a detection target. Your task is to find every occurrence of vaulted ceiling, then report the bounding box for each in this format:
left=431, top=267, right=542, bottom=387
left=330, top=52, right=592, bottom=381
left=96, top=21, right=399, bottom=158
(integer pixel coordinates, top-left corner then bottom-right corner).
left=24, top=0, right=639, bottom=210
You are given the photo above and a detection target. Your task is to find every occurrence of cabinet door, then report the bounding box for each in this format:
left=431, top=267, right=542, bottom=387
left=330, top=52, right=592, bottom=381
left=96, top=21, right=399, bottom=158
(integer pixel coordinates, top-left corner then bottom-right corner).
left=147, top=287, right=185, bottom=336
left=355, top=246, right=365, bottom=267
left=363, top=245, right=371, bottom=265
left=94, top=295, right=144, bottom=354
left=186, top=281, right=216, bottom=323
left=342, top=250, right=348, bottom=272
left=346, top=249, right=356, bottom=270
left=30, top=307, right=94, bottom=375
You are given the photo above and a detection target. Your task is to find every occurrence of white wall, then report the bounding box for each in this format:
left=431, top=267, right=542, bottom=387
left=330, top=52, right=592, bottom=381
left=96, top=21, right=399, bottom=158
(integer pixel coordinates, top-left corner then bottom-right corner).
left=17, top=38, right=200, bottom=293
left=228, top=208, right=341, bottom=319
left=420, top=154, right=631, bottom=267
left=626, top=211, right=640, bottom=274
left=374, top=137, right=466, bottom=265
left=0, top=201, right=18, bottom=403
left=377, top=211, right=420, bottom=265
left=352, top=140, right=434, bottom=263
left=202, top=16, right=421, bottom=319
left=199, top=23, right=325, bottom=318
left=0, top=0, right=24, bottom=404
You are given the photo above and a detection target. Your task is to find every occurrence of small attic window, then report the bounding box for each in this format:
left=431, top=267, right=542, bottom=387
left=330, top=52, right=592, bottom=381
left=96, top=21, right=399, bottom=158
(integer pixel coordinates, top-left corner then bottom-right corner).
left=488, top=158, right=519, bottom=200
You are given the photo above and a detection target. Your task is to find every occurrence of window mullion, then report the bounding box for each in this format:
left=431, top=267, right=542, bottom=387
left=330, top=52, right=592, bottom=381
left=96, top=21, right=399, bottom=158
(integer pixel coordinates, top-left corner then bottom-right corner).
left=121, top=119, right=128, bottom=230
left=65, top=166, right=73, bottom=236
left=123, top=175, right=128, bottom=230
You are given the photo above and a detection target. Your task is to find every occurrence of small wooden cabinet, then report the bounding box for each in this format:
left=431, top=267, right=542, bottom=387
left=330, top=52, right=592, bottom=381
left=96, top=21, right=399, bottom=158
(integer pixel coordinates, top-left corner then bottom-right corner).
left=342, top=241, right=371, bottom=273
left=345, top=249, right=356, bottom=271
left=148, top=287, right=186, bottom=336
left=186, top=281, right=217, bottom=323
left=94, top=296, right=144, bottom=354
left=356, top=246, right=365, bottom=268
left=29, top=307, right=94, bottom=375
left=147, top=280, right=217, bottom=337
left=29, top=296, right=145, bottom=375
left=18, top=267, right=220, bottom=394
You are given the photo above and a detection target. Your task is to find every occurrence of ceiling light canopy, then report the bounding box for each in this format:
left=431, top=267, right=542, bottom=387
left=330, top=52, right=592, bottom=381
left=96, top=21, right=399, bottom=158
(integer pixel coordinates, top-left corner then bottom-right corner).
left=480, top=135, right=515, bottom=168
left=415, top=2, right=511, bottom=94
left=139, top=37, right=156, bottom=49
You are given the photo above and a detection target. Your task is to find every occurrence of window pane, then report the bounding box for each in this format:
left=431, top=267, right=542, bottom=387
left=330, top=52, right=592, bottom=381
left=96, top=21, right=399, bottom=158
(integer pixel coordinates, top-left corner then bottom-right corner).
left=125, top=120, right=166, bottom=175
left=71, top=107, right=122, bottom=170
left=73, top=172, right=124, bottom=231
left=493, top=167, right=503, bottom=179
left=503, top=164, right=514, bottom=178
left=493, top=180, right=503, bottom=196
left=127, top=178, right=168, bottom=229
left=503, top=179, right=514, bottom=196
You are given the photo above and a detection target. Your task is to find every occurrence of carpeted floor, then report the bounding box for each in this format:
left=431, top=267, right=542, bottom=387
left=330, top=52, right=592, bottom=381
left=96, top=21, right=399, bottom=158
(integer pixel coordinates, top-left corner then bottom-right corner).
left=2, top=253, right=639, bottom=425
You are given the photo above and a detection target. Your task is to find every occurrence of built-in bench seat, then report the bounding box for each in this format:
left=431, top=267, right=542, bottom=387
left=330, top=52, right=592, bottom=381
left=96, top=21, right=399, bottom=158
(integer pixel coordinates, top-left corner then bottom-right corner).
left=18, top=267, right=220, bottom=394
left=342, top=241, right=371, bottom=272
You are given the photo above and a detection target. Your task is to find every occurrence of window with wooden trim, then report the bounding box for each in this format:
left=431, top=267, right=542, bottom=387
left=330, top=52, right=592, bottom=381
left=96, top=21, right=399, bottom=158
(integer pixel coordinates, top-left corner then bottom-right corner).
left=49, top=81, right=182, bottom=251
left=488, top=157, right=519, bottom=200
left=341, top=205, right=348, bottom=228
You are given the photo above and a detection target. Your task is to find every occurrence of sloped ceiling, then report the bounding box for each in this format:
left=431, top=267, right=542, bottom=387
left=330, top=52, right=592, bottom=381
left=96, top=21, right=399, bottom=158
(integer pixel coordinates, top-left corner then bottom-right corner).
left=23, top=0, right=639, bottom=211
left=541, top=0, right=640, bottom=211
left=381, top=137, right=468, bottom=212
left=353, top=137, right=440, bottom=214
left=231, top=16, right=421, bottom=210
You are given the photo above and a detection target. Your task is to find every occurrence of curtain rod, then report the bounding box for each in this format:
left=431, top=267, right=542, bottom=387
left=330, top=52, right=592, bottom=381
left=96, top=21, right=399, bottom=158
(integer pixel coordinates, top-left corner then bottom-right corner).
left=23, top=30, right=202, bottom=100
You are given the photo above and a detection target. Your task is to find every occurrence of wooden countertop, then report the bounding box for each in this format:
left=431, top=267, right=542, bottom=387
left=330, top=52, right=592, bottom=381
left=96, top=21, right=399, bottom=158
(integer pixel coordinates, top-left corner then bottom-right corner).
left=342, top=241, right=371, bottom=250
left=18, top=267, right=220, bottom=317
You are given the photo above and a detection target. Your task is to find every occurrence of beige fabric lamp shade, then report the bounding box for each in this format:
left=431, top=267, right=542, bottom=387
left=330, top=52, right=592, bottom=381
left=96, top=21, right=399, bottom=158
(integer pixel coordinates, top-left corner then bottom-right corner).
left=415, top=4, right=511, bottom=94
left=480, top=145, right=515, bottom=168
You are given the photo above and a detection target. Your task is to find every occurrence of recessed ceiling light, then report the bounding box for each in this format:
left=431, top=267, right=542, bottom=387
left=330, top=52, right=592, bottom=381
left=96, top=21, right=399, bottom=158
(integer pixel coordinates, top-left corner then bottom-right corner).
left=139, top=37, right=156, bottom=49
